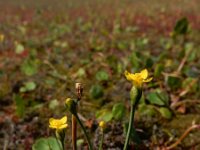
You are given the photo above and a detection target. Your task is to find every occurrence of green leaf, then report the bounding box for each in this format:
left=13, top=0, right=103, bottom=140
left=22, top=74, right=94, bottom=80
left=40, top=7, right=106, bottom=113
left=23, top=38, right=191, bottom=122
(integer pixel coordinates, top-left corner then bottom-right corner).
left=95, top=70, right=109, bottom=81
left=89, top=84, right=104, bottom=99
left=21, top=58, right=39, bottom=76
left=15, top=43, right=25, bottom=54
left=182, top=77, right=198, bottom=92
left=49, top=99, right=59, bottom=110
left=117, top=62, right=123, bottom=74
left=158, top=107, right=172, bottom=119
left=20, top=81, right=36, bottom=92
left=166, top=75, right=182, bottom=90
left=32, top=137, right=62, bottom=150
left=117, top=41, right=128, bottom=50
left=77, top=139, right=84, bottom=148
left=154, top=64, right=164, bottom=77
left=96, top=109, right=113, bottom=122
left=174, top=17, right=189, bottom=35
left=145, top=58, right=154, bottom=68
left=76, top=68, right=86, bottom=78
left=14, top=94, right=25, bottom=117
left=138, top=104, right=156, bottom=117
left=32, top=138, right=49, bottom=150
left=147, top=89, right=169, bottom=106
left=183, top=66, right=200, bottom=78
left=112, top=103, right=125, bottom=120
left=129, top=52, right=140, bottom=70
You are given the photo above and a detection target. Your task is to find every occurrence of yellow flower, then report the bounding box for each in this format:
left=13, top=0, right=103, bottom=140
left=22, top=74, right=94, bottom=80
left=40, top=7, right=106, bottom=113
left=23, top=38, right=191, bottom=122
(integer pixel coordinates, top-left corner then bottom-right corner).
left=49, top=116, right=68, bottom=130
left=99, top=121, right=106, bottom=129
left=124, top=69, right=152, bottom=87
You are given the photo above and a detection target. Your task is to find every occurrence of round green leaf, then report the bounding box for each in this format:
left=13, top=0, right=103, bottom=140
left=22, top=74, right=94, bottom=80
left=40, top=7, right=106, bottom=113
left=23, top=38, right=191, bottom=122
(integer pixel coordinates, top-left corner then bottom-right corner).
left=95, top=70, right=109, bottom=81
left=32, top=137, right=62, bottom=150
left=96, top=109, right=113, bottom=122
left=147, top=91, right=166, bottom=106
left=89, top=84, right=104, bottom=99
left=20, top=81, right=36, bottom=92
left=112, top=103, right=125, bottom=120
left=174, top=17, right=189, bottom=35
left=159, top=107, right=172, bottom=119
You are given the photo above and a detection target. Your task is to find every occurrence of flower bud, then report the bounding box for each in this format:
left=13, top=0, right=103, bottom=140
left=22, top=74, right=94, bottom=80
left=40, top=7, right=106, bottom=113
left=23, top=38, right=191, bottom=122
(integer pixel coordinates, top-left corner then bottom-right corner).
left=130, top=86, right=142, bottom=105
left=65, top=98, right=77, bottom=115
left=99, top=121, right=106, bottom=130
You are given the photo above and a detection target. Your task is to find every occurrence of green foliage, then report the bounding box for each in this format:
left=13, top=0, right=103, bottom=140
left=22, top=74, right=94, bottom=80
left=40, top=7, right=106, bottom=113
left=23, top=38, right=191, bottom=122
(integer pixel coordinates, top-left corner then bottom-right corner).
left=158, top=107, right=172, bottom=119
left=183, top=66, right=200, bottom=78
left=117, top=41, right=129, bottom=50
left=32, top=137, right=62, bottom=150
left=95, top=70, right=109, bottom=81
left=147, top=89, right=169, bottom=106
left=129, top=52, right=140, bottom=70
left=145, top=57, right=154, bottom=68
left=96, top=109, right=113, bottom=122
left=154, top=63, right=164, bottom=77
left=14, top=94, right=25, bottom=117
left=173, top=17, right=189, bottom=35
left=89, top=84, right=104, bottom=99
left=76, top=139, right=84, bottom=148
left=138, top=104, right=156, bottom=117
left=49, top=99, right=59, bottom=110
left=123, top=123, right=141, bottom=144
left=20, top=81, right=36, bottom=92
left=15, top=43, right=25, bottom=54
left=21, top=58, right=39, bottom=76
left=112, top=103, right=126, bottom=120
left=76, top=68, right=86, bottom=78
left=166, top=75, right=182, bottom=90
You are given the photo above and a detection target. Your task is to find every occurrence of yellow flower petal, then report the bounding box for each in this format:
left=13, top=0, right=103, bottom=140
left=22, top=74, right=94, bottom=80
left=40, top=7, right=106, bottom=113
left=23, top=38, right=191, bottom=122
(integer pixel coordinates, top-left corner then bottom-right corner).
left=143, top=77, right=153, bottom=83
left=124, top=70, right=132, bottom=81
left=60, top=116, right=67, bottom=124
left=49, top=116, right=68, bottom=130
left=49, top=118, right=55, bottom=125
left=124, top=69, right=152, bottom=87
left=140, top=69, right=148, bottom=79
left=49, top=124, right=56, bottom=129
left=125, top=70, right=140, bottom=81
left=58, top=124, right=68, bottom=130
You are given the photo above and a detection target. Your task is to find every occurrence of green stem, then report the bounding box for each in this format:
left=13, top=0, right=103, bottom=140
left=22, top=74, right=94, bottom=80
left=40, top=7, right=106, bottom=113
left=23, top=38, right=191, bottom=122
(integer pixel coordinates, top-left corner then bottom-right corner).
left=123, top=104, right=136, bottom=150
left=54, top=132, right=63, bottom=150
left=99, top=131, right=104, bottom=150
left=75, top=114, right=93, bottom=150
left=61, top=140, right=65, bottom=150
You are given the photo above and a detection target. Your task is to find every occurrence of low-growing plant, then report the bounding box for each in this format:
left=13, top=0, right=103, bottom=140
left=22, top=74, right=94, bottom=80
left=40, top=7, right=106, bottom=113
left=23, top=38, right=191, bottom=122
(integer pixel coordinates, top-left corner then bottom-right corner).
left=32, top=69, right=153, bottom=150
left=32, top=69, right=200, bottom=150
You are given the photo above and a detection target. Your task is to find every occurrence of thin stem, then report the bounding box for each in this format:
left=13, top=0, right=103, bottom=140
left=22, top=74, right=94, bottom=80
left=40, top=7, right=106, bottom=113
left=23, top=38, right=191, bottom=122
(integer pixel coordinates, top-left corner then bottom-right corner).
left=54, top=132, right=63, bottom=150
left=71, top=83, right=82, bottom=150
left=72, top=114, right=77, bottom=150
left=61, top=140, right=65, bottom=150
left=166, top=124, right=200, bottom=150
left=75, top=114, right=93, bottom=150
left=60, top=130, right=65, bottom=150
left=123, top=104, right=136, bottom=150
left=99, top=131, right=104, bottom=150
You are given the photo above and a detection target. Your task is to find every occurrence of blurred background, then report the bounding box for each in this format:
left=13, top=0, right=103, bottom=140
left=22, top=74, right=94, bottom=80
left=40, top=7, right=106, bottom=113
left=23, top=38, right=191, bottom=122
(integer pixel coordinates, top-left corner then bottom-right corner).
left=0, top=0, right=200, bottom=149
